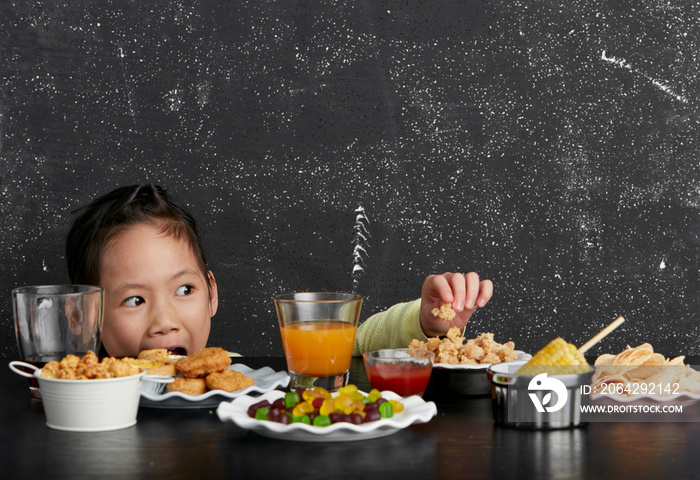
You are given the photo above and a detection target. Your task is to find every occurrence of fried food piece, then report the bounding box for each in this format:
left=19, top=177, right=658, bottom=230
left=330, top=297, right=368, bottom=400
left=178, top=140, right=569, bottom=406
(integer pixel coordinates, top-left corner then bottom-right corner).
left=167, top=377, right=208, bottom=395
left=437, top=341, right=460, bottom=365
left=138, top=348, right=175, bottom=361
left=410, top=328, right=518, bottom=365
left=41, top=351, right=140, bottom=379
left=41, top=361, right=61, bottom=378
left=431, top=303, right=456, bottom=322
left=205, top=369, right=254, bottom=392
left=134, top=348, right=182, bottom=375
left=100, top=357, right=141, bottom=378
left=176, top=347, right=232, bottom=378
left=124, top=358, right=178, bottom=376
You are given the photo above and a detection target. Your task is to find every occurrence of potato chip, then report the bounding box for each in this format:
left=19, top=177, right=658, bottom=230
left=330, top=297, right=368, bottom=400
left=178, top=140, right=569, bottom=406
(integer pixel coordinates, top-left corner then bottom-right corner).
left=592, top=343, right=700, bottom=395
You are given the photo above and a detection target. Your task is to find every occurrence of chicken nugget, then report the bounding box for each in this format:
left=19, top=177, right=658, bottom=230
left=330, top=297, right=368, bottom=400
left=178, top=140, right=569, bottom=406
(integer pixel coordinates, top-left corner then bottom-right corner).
left=145, top=363, right=178, bottom=376
left=176, top=347, right=232, bottom=378
left=135, top=349, right=181, bottom=375
left=125, top=358, right=178, bottom=376
left=138, top=348, right=170, bottom=359
left=167, top=377, right=208, bottom=396
left=206, top=369, right=254, bottom=392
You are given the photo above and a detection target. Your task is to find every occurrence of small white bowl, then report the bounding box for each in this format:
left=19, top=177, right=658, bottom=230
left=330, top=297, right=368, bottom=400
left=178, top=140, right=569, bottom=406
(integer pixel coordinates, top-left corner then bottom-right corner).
left=10, top=361, right=146, bottom=432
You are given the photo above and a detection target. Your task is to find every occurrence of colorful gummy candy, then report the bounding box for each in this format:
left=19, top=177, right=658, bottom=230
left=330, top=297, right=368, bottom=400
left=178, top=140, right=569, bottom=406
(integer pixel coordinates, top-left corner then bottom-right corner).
left=246, top=384, right=404, bottom=426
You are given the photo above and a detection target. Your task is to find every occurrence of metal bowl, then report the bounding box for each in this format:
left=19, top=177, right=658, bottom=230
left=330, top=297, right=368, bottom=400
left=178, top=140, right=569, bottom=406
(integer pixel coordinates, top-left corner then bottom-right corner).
left=10, top=361, right=145, bottom=432
left=487, top=360, right=595, bottom=430
left=424, top=367, right=492, bottom=397
left=423, top=351, right=533, bottom=397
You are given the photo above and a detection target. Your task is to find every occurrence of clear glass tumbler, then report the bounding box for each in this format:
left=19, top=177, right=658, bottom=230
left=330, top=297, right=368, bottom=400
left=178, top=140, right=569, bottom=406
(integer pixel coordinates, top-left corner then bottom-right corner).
left=274, top=292, right=362, bottom=391
left=13, top=285, right=103, bottom=398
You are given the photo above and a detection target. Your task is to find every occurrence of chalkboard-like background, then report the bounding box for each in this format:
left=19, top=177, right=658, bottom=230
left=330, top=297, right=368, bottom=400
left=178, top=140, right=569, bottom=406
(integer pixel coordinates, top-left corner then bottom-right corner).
left=1, top=0, right=698, bottom=357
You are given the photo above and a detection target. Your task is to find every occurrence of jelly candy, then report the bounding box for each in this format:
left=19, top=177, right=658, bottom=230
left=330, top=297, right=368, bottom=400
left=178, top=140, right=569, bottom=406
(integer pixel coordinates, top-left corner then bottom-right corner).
left=303, top=387, right=332, bottom=402
left=319, top=398, right=334, bottom=416
left=378, top=401, right=394, bottom=418
left=285, top=391, right=301, bottom=409
left=292, top=415, right=311, bottom=424
left=248, top=400, right=270, bottom=418
left=254, top=407, right=270, bottom=421
left=292, top=401, right=314, bottom=418
left=389, top=399, right=404, bottom=414
left=333, top=394, right=357, bottom=414
left=246, top=384, right=404, bottom=427
left=313, top=414, right=331, bottom=427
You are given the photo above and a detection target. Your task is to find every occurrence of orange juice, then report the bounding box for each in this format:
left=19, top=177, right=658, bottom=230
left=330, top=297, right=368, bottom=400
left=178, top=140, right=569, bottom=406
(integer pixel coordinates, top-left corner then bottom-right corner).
left=279, top=321, right=357, bottom=376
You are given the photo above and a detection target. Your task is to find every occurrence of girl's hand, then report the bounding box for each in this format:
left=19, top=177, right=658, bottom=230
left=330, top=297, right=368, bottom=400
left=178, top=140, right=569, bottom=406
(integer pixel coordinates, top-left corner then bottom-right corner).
left=419, top=272, right=493, bottom=337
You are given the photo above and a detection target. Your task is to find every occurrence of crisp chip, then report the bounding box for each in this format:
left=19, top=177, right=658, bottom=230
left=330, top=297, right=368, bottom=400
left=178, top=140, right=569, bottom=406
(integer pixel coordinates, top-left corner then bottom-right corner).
left=592, top=344, right=700, bottom=395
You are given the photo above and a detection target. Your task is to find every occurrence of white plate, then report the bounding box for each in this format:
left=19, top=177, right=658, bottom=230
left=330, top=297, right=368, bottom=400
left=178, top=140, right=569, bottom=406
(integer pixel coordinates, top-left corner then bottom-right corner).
left=434, top=350, right=532, bottom=370
left=217, top=390, right=438, bottom=442
left=140, top=364, right=290, bottom=409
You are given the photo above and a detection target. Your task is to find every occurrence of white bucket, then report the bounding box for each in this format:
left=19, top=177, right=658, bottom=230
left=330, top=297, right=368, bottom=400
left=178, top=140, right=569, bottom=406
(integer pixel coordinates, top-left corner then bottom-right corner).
left=10, top=361, right=145, bottom=432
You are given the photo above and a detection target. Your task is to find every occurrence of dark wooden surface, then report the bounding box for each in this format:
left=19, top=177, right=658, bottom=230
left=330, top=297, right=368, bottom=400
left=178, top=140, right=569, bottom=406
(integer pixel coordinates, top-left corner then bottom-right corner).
left=3, top=356, right=700, bottom=480
left=2, top=0, right=700, bottom=359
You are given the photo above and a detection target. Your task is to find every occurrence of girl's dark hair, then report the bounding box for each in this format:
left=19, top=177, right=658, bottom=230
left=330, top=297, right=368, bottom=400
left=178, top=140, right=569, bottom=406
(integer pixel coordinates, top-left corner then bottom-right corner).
left=66, top=184, right=211, bottom=288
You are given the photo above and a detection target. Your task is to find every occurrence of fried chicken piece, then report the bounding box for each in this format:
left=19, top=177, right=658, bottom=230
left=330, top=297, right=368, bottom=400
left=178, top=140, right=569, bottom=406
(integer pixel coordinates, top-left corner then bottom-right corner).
left=205, top=369, right=254, bottom=392
left=136, top=348, right=181, bottom=375
left=446, top=327, right=464, bottom=344
left=481, top=352, right=501, bottom=364
left=138, top=348, right=170, bottom=359
left=102, top=357, right=141, bottom=378
left=167, top=377, right=208, bottom=395
left=426, top=337, right=442, bottom=352
left=41, top=351, right=140, bottom=379
left=176, top=347, right=232, bottom=378
left=409, top=329, right=518, bottom=365
left=59, top=354, right=81, bottom=371
left=125, top=358, right=178, bottom=376
left=437, top=341, right=460, bottom=365
left=431, top=303, right=456, bottom=322
left=459, top=342, right=485, bottom=362
left=41, top=361, right=61, bottom=378
left=492, top=342, right=518, bottom=362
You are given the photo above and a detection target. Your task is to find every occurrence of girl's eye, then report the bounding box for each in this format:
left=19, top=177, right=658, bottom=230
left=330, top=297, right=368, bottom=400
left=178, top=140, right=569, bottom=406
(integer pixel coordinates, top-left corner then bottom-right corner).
left=176, top=285, right=193, bottom=296
left=124, top=296, right=145, bottom=307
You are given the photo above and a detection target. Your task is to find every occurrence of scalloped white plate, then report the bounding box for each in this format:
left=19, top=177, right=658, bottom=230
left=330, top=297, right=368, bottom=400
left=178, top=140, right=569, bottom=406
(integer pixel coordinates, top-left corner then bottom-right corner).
left=434, top=350, right=532, bottom=370
left=140, top=364, right=290, bottom=409
left=217, top=390, right=438, bottom=442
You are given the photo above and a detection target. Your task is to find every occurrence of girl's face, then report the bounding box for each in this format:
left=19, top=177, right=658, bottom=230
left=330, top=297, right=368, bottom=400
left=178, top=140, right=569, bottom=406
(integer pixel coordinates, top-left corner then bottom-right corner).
left=99, top=222, right=217, bottom=357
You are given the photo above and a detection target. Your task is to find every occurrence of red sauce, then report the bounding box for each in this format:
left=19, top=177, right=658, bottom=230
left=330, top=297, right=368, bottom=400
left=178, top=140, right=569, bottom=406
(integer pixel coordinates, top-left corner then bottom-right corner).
left=365, top=362, right=432, bottom=396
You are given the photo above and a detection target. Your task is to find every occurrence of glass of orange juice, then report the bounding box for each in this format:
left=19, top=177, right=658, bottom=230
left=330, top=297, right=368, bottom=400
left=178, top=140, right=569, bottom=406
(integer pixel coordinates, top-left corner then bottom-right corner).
left=274, top=292, right=362, bottom=391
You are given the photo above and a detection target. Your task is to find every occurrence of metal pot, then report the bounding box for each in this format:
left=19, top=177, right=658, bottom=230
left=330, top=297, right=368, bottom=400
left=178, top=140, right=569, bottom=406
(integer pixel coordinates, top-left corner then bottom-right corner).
left=488, top=360, right=595, bottom=430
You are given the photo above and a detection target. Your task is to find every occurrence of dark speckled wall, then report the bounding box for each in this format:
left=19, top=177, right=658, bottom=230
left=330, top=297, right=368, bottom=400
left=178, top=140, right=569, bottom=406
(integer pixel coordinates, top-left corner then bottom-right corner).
left=1, top=0, right=698, bottom=357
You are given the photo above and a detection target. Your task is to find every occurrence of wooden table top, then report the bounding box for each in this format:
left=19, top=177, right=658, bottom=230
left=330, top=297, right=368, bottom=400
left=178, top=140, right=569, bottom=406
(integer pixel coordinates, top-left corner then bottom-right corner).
left=3, top=356, right=700, bottom=479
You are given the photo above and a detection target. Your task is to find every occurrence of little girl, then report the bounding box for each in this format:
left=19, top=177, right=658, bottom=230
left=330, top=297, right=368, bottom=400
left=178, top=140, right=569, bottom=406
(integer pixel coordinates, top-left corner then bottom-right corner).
left=66, top=184, right=491, bottom=357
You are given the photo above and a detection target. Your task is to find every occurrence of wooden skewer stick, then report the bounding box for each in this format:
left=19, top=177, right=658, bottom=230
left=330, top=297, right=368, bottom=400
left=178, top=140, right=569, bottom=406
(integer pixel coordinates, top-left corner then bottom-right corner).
left=578, top=316, right=626, bottom=354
